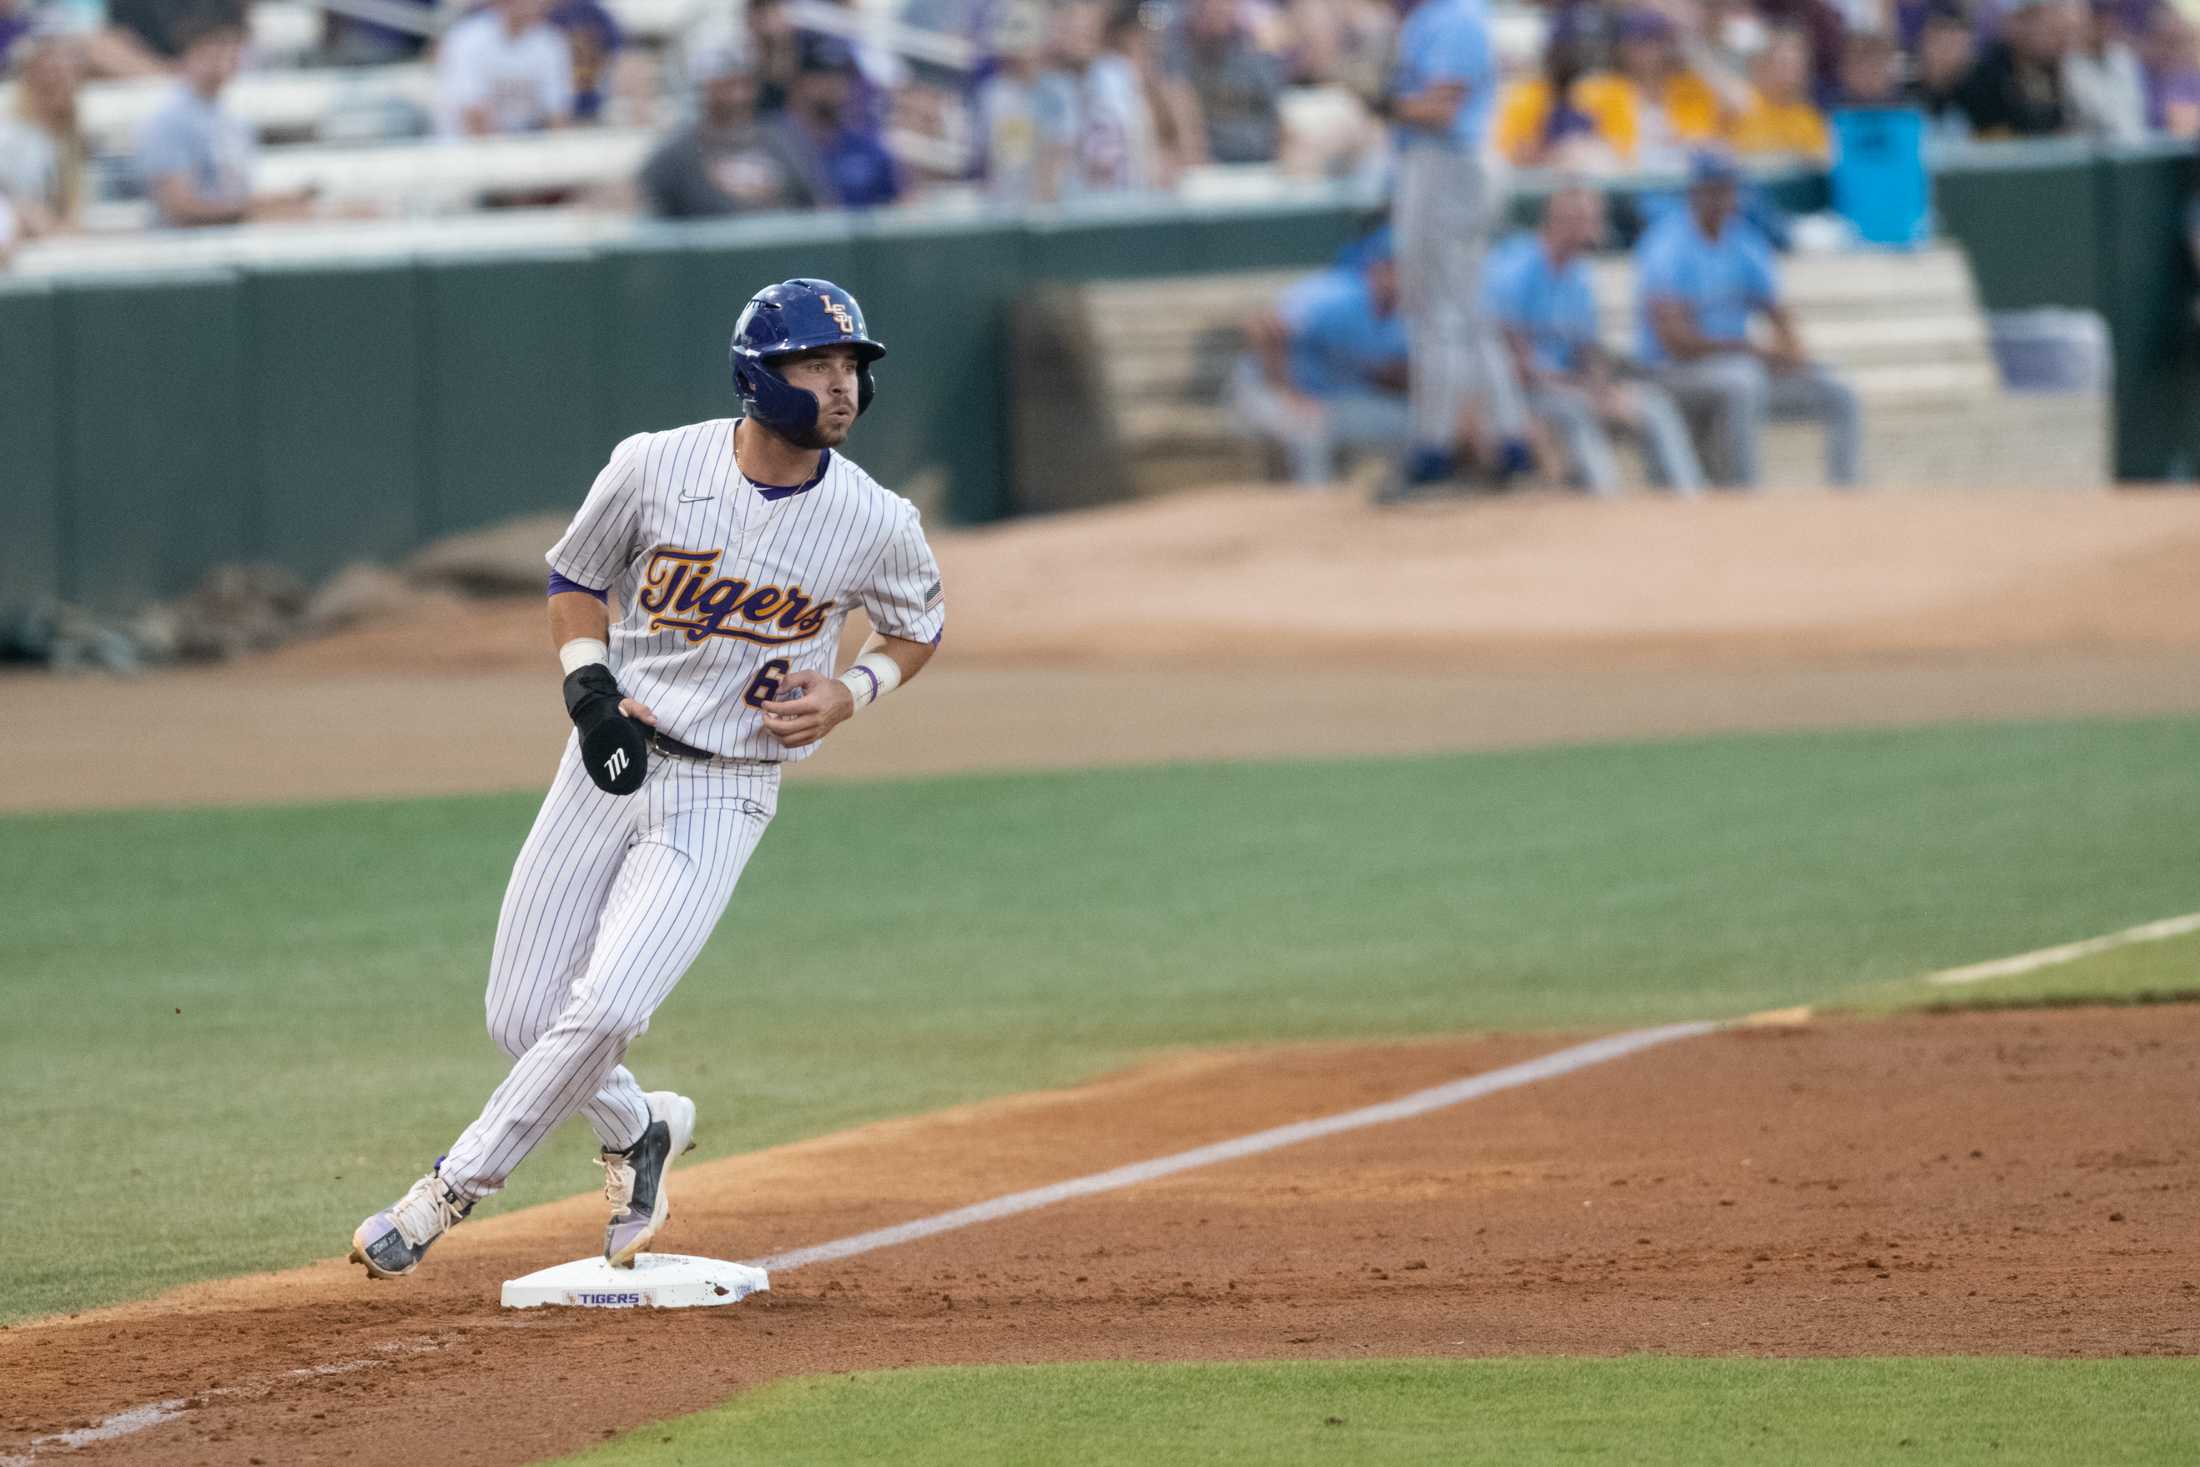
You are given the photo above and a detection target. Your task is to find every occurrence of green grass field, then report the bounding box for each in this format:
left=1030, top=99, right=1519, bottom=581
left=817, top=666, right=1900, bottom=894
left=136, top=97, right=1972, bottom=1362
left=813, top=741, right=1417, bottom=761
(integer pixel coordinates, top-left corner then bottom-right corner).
left=6, top=715, right=2200, bottom=1324
left=1845, top=928, right=2200, bottom=1014
left=563, top=1358, right=2200, bottom=1466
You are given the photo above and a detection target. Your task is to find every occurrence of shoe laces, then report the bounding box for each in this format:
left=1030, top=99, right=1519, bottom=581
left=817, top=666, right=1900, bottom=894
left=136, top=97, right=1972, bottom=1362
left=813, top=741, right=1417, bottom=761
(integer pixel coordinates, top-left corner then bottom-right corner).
left=390, top=1172, right=468, bottom=1247
left=596, top=1151, right=637, bottom=1212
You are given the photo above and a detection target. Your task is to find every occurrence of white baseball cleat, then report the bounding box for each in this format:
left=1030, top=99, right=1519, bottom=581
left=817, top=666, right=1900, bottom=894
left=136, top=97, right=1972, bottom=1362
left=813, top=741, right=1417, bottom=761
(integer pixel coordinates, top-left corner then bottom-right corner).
left=599, top=1091, right=698, bottom=1268
left=350, top=1166, right=471, bottom=1280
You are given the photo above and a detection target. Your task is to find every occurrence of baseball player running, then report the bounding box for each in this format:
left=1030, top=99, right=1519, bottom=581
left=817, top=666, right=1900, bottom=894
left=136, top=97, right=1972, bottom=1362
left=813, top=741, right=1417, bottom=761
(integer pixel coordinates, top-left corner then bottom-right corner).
left=350, top=278, right=945, bottom=1279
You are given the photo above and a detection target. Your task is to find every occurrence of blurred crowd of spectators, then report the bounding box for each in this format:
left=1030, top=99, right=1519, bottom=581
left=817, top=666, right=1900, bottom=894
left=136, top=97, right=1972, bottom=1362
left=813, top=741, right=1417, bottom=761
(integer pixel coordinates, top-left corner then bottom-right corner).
left=5, top=0, right=2200, bottom=258
left=1497, top=0, right=2200, bottom=169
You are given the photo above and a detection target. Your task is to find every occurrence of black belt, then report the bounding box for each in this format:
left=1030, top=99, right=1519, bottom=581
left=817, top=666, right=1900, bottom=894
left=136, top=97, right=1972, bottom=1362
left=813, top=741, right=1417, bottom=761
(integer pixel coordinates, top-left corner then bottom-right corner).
left=645, top=728, right=724, bottom=762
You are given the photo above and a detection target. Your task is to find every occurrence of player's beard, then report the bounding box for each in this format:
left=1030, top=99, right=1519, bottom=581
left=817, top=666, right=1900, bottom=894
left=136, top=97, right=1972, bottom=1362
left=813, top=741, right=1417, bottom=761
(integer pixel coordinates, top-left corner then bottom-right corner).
left=804, top=411, right=855, bottom=448
left=763, top=413, right=852, bottom=451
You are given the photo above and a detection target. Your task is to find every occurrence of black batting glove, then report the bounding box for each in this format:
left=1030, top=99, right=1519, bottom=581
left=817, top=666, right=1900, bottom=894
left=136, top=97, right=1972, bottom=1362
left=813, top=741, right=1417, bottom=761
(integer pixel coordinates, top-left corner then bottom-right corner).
left=563, top=664, right=648, bottom=796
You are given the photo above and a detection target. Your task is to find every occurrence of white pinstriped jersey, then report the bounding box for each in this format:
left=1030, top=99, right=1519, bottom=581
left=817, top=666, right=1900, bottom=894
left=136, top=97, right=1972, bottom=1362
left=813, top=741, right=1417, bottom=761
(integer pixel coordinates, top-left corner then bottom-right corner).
left=545, top=418, right=946, bottom=762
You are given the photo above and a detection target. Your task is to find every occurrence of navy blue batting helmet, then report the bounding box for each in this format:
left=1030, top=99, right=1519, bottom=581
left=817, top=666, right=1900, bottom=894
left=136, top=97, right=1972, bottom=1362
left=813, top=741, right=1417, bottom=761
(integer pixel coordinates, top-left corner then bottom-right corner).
left=728, top=278, right=886, bottom=446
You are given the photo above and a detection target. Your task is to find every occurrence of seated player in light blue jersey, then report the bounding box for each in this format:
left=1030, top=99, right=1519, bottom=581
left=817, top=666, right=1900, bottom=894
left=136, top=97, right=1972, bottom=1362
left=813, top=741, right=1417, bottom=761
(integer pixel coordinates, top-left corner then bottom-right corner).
left=1230, top=230, right=1414, bottom=486
left=1482, top=184, right=1704, bottom=496
left=1635, top=149, right=1863, bottom=489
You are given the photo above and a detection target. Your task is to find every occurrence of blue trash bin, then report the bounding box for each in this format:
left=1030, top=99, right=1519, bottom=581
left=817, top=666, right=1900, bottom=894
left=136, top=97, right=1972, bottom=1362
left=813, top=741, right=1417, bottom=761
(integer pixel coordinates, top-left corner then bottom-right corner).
left=1831, top=107, right=1930, bottom=247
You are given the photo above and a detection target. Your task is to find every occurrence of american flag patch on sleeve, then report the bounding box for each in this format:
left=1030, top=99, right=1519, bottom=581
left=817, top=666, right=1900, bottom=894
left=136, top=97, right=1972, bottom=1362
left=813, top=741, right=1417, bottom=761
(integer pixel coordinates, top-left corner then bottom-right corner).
left=924, top=578, right=943, bottom=608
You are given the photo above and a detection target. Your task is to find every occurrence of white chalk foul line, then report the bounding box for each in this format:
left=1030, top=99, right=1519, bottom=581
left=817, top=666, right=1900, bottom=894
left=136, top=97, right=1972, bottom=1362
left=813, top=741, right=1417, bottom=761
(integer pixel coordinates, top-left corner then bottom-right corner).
left=751, top=1020, right=1717, bottom=1273
left=19, top=910, right=2200, bottom=1466
left=1, top=1026, right=1707, bottom=1462
left=4, top=1024, right=1712, bottom=1465
left=0, top=1399, right=194, bottom=1467
left=0, top=1337, right=455, bottom=1467
left=1926, top=911, right=2200, bottom=987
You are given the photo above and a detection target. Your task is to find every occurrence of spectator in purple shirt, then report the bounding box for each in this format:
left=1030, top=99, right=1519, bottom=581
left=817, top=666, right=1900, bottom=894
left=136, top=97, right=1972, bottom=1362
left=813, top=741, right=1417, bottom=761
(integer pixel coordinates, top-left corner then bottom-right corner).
left=1891, top=0, right=1934, bottom=52
left=552, top=0, right=622, bottom=122
left=770, top=35, right=902, bottom=208
left=2143, top=7, right=2200, bottom=135
left=0, top=0, right=35, bottom=72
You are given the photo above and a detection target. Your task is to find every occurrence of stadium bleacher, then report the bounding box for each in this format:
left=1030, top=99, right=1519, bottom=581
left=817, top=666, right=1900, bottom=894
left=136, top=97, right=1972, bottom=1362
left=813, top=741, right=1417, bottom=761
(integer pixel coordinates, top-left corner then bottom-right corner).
left=63, top=60, right=440, bottom=145
left=0, top=0, right=1540, bottom=241
left=3, top=0, right=2177, bottom=495
left=0, top=0, right=1027, bottom=245
left=4, top=0, right=986, bottom=142
left=1054, top=247, right=2109, bottom=497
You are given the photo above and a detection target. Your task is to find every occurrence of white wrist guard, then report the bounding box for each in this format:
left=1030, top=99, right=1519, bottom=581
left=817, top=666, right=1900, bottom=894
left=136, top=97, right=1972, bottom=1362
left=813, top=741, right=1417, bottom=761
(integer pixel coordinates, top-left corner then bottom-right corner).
left=558, top=637, right=610, bottom=676
left=838, top=651, right=902, bottom=712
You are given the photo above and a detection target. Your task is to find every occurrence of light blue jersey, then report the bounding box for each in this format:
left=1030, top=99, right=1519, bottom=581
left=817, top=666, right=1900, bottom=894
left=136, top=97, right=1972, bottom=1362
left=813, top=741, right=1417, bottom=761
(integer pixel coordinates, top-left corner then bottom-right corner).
left=1481, top=232, right=1601, bottom=375
left=1633, top=209, right=1779, bottom=365
left=1279, top=268, right=1409, bottom=397
left=1389, top=0, right=1498, bottom=150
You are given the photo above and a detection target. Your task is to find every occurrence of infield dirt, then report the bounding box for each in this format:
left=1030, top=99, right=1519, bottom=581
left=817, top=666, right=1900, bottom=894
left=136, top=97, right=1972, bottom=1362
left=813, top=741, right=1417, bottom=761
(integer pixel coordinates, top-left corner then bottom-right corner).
left=7, top=487, right=2200, bottom=812
left=6, top=1006, right=2196, bottom=1466
left=10, top=487, right=2200, bottom=1465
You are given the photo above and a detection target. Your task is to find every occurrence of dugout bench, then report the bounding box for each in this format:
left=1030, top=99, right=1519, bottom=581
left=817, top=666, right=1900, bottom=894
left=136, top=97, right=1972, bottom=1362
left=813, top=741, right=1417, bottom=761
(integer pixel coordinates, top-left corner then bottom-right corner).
left=1012, top=245, right=2111, bottom=508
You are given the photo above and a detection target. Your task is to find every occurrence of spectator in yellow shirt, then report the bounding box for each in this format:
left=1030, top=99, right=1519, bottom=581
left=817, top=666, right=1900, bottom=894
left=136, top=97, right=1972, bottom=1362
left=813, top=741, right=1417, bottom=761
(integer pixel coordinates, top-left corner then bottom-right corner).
left=1569, top=10, right=1725, bottom=169
left=1728, top=25, right=1831, bottom=159
left=1493, top=25, right=1620, bottom=168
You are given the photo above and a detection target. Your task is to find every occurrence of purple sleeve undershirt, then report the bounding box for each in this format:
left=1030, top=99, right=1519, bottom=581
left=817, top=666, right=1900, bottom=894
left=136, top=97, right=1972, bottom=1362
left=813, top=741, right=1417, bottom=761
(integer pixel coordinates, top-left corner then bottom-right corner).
left=547, top=570, right=607, bottom=602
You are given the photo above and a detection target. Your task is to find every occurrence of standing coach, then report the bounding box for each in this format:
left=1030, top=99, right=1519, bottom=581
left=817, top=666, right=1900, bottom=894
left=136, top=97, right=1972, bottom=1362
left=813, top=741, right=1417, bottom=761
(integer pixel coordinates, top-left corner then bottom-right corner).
left=1385, top=0, right=1531, bottom=494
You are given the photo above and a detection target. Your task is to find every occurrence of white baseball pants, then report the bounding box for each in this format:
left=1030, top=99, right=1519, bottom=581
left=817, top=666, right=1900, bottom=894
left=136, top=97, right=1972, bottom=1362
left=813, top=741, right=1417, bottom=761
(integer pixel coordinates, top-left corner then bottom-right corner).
left=437, top=735, right=779, bottom=1201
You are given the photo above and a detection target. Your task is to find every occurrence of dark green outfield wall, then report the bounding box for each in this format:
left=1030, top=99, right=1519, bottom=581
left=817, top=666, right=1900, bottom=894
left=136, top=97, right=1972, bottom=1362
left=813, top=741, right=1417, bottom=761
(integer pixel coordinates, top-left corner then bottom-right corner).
left=0, top=200, right=1374, bottom=613
left=0, top=283, right=63, bottom=608
left=2, top=142, right=2192, bottom=616
left=1938, top=138, right=2200, bottom=481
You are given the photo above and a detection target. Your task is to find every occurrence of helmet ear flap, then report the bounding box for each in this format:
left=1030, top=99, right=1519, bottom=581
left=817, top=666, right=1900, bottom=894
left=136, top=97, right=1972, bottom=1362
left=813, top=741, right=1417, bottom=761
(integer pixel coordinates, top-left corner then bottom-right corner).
left=732, top=349, right=823, bottom=441
left=856, top=361, right=876, bottom=417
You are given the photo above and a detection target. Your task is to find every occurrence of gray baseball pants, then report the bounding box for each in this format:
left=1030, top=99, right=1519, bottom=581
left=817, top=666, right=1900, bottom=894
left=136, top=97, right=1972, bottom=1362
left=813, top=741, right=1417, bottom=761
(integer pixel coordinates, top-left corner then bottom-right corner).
left=1392, top=140, right=1525, bottom=451
left=1656, top=353, right=1864, bottom=488
left=1228, top=357, right=1413, bottom=485
left=1525, top=381, right=1705, bottom=496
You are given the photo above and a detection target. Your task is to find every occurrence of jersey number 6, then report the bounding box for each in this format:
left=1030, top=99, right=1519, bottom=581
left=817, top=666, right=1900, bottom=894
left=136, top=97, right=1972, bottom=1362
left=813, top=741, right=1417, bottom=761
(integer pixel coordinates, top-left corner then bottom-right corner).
left=742, top=658, right=794, bottom=708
